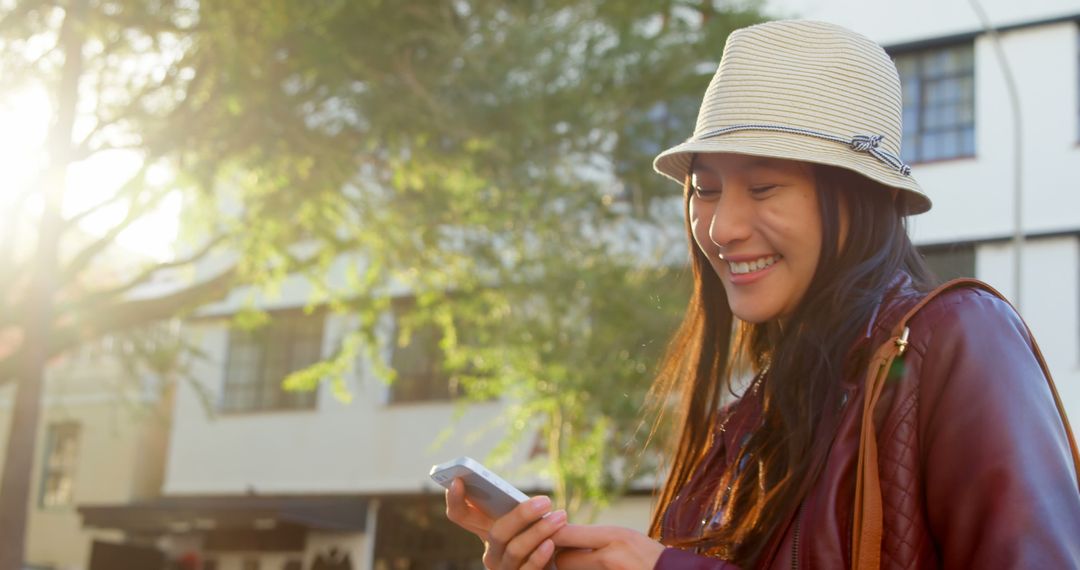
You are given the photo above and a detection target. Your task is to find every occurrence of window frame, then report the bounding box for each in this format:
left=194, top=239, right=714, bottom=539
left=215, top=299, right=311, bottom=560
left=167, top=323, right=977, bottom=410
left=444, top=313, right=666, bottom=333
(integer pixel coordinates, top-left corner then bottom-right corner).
left=38, top=421, right=80, bottom=509
left=893, top=42, right=977, bottom=164
left=386, top=297, right=464, bottom=405
left=220, top=309, right=324, bottom=414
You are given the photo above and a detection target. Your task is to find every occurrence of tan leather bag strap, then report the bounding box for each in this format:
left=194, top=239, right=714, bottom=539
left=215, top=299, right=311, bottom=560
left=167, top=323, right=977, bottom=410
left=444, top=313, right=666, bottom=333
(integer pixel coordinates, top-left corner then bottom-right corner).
left=852, top=278, right=1080, bottom=570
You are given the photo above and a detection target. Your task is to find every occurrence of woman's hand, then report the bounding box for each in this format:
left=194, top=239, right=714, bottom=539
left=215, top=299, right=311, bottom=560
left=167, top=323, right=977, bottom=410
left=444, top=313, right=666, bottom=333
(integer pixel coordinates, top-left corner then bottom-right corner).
left=445, top=477, right=568, bottom=569
left=551, top=525, right=666, bottom=569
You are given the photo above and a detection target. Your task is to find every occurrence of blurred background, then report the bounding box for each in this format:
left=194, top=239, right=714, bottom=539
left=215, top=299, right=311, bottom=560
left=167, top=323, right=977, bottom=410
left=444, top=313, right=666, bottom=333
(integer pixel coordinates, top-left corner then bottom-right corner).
left=0, top=0, right=1078, bottom=569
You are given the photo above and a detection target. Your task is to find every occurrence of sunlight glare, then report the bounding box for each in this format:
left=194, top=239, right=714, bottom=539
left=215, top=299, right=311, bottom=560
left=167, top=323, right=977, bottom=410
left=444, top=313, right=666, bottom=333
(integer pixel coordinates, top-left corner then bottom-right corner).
left=0, top=85, right=50, bottom=216
left=0, top=84, right=181, bottom=262
left=65, top=153, right=181, bottom=262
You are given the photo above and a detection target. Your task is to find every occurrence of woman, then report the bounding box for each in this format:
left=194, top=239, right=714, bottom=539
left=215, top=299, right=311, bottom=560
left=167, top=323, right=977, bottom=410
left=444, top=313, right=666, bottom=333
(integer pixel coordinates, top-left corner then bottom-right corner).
left=444, top=20, right=1080, bottom=569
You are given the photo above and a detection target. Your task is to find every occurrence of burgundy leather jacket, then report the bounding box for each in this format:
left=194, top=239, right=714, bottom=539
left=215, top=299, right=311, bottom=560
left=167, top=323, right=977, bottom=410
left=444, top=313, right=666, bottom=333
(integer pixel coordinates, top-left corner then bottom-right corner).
left=655, top=275, right=1080, bottom=569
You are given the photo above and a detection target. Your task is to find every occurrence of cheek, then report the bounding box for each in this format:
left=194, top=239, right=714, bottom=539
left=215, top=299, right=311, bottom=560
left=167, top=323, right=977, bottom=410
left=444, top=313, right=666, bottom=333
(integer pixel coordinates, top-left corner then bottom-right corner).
left=688, top=205, right=708, bottom=250
left=762, top=197, right=823, bottom=266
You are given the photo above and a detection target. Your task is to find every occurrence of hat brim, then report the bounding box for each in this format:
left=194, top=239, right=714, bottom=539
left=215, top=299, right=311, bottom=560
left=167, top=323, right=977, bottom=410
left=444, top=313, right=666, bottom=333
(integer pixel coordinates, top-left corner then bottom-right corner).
left=653, top=130, right=931, bottom=216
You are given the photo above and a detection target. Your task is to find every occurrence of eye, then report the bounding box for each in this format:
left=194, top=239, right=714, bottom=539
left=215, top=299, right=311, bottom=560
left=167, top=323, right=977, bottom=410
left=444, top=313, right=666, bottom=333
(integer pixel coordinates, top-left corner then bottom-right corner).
left=693, top=186, right=721, bottom=200
left=749, top=185, right=778, bottom=196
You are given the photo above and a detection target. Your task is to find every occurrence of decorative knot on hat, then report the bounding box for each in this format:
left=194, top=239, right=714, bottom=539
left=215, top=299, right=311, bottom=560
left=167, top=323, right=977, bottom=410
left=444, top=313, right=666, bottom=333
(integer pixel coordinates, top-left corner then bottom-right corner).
left=849, top=134, right=883, bottom=152
left=849, top=133, right=912, bottom=175
left=696, top=124, right=913, bottom=177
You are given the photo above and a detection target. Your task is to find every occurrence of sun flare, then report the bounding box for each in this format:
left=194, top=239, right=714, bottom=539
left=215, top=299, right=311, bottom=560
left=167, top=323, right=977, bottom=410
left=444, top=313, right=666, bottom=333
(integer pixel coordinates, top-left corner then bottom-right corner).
left=0, top=84, right=180, bottom=262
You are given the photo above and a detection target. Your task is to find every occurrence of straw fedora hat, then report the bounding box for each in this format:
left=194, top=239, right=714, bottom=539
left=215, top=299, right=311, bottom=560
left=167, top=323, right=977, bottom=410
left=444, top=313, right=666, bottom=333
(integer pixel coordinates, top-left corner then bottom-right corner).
left=653, top=20, right=932, bottom=215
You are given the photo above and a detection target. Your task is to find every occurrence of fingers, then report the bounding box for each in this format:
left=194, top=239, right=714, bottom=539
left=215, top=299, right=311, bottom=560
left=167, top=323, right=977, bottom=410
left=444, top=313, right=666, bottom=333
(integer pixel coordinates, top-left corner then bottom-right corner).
left=548, top=525, right=607, bottom=570
left=520, top=539, right=556, bottom=570
left=501, top=509, right=567, bottom=567
left=445, top=478, right=493, bottom=537
left=488, top=495, right=552, bottom=548
left=550, top=523, right=614, bottom=549
left=486, top=496, right=564, bottom=569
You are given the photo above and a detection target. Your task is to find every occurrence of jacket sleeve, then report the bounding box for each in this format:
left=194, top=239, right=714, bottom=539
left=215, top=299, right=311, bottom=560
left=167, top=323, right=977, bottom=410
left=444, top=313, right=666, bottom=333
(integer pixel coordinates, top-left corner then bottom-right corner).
left=654, top=547, right=741, bottom=569
left=913, top=290, right=1080, bottom=568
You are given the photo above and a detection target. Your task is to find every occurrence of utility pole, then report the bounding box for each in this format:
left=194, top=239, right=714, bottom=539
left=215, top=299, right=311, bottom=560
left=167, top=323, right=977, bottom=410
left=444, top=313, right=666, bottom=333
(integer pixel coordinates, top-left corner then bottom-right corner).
left=968, top=0, right=1024, bottom=311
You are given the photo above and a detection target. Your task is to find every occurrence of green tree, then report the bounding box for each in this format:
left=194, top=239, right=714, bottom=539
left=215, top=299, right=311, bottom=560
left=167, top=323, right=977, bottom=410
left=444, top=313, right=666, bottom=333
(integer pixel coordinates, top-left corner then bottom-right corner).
left=0, top=1, right=762, bottom=566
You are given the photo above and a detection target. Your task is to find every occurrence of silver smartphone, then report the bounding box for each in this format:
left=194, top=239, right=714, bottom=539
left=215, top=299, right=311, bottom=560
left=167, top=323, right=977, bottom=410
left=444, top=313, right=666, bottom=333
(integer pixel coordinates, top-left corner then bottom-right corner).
left=430, top=456, right=530, bottom=518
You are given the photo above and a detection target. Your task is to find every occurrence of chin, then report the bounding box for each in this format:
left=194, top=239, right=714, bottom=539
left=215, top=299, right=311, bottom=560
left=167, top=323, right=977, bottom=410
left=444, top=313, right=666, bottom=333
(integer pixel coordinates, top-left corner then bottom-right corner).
left=730, top=305, right=780, bottom=324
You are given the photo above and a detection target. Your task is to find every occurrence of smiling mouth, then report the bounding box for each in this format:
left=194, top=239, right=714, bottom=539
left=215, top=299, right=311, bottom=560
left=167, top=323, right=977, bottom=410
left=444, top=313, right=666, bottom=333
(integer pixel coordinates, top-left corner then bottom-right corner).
left=727, top=255, right=782, bottom=275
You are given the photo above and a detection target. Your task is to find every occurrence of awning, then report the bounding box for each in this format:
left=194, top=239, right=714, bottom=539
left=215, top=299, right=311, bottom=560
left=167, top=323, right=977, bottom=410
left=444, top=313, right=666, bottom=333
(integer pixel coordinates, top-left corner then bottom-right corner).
left=79, top=495, right=369, bottom=535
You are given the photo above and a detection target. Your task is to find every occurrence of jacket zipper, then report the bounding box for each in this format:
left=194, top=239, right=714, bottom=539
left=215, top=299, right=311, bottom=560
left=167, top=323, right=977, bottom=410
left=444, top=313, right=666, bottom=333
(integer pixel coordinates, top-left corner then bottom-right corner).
left=791, top=505, right=802, bottom=570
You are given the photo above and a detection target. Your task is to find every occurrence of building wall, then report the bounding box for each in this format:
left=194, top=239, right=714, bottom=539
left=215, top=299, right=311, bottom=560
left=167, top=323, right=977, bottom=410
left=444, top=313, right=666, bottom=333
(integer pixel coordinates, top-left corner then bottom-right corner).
left=164, top=313, right=513, bottom=496
left=0, top=351, right=168, bottom=570
left=977, top=237, right=1080, bottom=421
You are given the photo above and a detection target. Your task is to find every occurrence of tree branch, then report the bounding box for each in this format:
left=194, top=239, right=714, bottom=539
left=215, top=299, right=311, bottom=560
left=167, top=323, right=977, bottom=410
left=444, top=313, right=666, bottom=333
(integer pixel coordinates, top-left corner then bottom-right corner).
left=0, top=264, right=239, bottom=386
left=62, top=232, right=228, bottom=311
left=62, top=164, right=149, bottom=229
left=60, top=182, right=169, bottom=284
left=74, top=59, right=187, bottom=161
left=0, top=0, right=55, bottom=36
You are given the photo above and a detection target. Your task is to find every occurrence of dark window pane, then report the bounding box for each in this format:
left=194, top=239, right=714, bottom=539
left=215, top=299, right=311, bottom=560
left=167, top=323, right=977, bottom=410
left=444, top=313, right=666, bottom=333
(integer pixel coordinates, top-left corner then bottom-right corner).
left=388, top=298, right=462, bottom=404
left=920, top=132, right=940, bottom=160
left=902, top=109, right=920, bottom=135
left=920, top=243, right=976, bottom=281
left=942, top=131, right=961, bottom=157
left=958, top=102, right=974, bottom=125
left=222, top=311, right=323, bottom=413
left=901, top=144, right=917, bottom=164
left=960, top=127, right=975, bottom=155
left=40, top=423, right=80, bottom=508
left=895, top=56, right=918, bottom=77
left=924, top=105, right=945, bottom=130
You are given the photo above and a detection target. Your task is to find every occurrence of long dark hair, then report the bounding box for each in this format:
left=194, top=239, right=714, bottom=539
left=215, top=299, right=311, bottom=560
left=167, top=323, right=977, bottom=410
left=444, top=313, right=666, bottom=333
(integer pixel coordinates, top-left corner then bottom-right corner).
left=646, top=163, right=937, bottom=566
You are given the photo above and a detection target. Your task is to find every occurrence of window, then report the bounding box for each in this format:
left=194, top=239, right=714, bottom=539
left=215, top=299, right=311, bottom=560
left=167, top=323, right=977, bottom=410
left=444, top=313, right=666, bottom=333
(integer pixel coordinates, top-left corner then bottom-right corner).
left=920, top=243, right=976, bottom=281
left=221, top=311, right=323, bottom=413
left=895, top=43, right=975, bottom=163
left=40, top=422, right=80, bottom=508
left=388, top=298, right=463, bottom=404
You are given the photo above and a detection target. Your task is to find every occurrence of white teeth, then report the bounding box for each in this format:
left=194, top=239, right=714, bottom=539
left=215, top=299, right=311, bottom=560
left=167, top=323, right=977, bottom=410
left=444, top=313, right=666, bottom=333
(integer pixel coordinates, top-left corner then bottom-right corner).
left=728, top=255, right=779, bottom=275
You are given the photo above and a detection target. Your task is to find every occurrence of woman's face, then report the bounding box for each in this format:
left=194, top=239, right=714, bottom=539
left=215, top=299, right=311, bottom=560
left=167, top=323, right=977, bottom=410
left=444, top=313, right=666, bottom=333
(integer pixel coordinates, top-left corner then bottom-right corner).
left=689, top=154, right=823, bottom=324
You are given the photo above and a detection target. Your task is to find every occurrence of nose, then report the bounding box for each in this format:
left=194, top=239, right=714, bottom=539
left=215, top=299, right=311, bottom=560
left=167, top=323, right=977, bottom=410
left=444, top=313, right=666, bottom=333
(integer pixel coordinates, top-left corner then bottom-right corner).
left=708, top=190, right=752, bottom=250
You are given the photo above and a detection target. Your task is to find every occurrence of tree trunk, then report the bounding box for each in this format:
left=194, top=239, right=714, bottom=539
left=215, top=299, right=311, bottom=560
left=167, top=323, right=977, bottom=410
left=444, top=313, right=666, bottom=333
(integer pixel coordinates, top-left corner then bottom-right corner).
left=0, top=2, right=85, bottom=568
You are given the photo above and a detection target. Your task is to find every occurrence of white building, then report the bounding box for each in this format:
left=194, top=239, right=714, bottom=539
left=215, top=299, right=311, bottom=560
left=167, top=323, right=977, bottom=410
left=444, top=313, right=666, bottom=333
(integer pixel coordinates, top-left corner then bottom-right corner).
left=75, top=2, right=1080, bottom=569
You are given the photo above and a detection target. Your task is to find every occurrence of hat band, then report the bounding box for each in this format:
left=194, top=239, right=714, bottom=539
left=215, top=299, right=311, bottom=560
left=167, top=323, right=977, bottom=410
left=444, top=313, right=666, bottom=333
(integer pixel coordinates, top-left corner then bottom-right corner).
left=695, top=124, right=912, bottom=176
